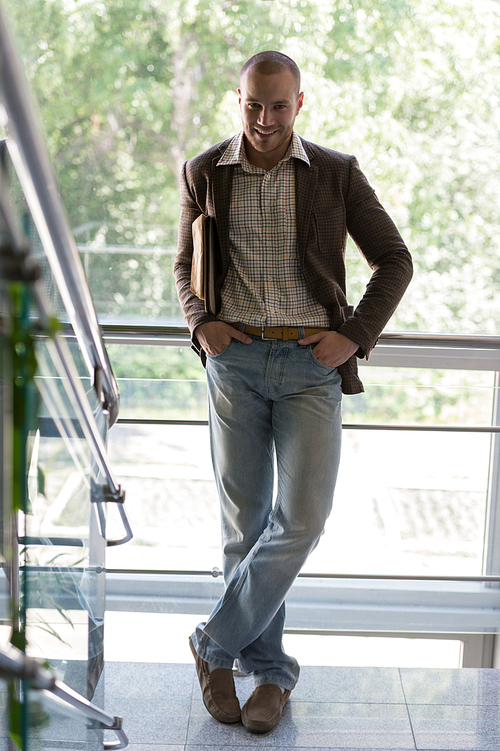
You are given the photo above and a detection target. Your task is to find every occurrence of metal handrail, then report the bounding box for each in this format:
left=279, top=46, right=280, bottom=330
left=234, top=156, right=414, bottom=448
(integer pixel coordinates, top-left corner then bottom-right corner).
left=98, top=322, right=500, bottom=348
left=0, top=142, right=132, bottom=547
left=0, top=0, right=119, bottom=426
left=0, top=2, right=133, bottom=546
left=380, top=332, right=500, bottom=348
left=35, top=332, right=133, bottom=545
left=105, top=566, right=500, bottom=583
left=0, top=644, right=128, bottom=749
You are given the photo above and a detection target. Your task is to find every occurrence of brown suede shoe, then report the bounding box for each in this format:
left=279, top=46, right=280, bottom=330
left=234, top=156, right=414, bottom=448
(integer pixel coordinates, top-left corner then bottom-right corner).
left=241, top=684, right=291, bottom=733
left=189, top=636, right=240, bottom=723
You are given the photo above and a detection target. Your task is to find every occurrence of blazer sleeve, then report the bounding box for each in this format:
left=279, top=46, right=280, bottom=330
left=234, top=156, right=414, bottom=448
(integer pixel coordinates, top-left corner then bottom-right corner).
left=174, top=160, right=219, bottom=353
left=337, top=156, right=413, bottom=358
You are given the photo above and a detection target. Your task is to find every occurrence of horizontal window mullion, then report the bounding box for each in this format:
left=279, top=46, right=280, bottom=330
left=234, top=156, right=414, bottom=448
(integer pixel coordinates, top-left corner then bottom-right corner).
left=103, top=572, right=500, bottom=634
left=115, top=417, right=500, bottom=433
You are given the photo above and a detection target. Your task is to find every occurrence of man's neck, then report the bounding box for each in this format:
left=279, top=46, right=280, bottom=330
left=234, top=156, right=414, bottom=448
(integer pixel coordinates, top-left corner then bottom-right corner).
left=243, top=135, right=293, bottom=171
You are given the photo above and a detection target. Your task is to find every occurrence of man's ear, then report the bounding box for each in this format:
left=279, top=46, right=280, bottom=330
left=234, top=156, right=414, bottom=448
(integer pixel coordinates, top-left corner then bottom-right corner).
left=237, top=88, right=242, bottom=106
left=297, top=92, right=304, bottom=113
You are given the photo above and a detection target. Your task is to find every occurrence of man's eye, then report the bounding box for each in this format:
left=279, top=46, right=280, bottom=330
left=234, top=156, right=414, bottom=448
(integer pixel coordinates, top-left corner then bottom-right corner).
left=248, top=103, right=261, bottom=108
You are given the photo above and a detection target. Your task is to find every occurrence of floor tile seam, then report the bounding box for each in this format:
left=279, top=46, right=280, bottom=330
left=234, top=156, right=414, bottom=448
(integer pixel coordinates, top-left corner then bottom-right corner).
left=403, top=701, right=418, bottom=751
left=407, top=701, right=500, bottom=707
left=398, top=666, right=410, bottom=706
left=289, top=699, right=410, bottom=705
left=398, top=668, right=418, bottom=751
left=183, top=747, right=417, bottom=751
left=186, top=669, right=205, bottom=749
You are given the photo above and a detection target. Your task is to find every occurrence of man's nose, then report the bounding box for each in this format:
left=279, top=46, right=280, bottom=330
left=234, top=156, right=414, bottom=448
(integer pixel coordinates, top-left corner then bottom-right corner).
left=257, top=107, right=275, bottom=126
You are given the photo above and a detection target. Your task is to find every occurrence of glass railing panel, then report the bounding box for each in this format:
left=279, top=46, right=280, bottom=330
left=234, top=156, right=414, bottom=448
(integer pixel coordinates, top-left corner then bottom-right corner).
left=106, top=343, right=206, bottom=421
left=346, top=367, right=496, bottom=427
left=1, top=146, right=119, bottom=425
left=106, top=421, right=493, bottom=579
left=5, top=172, right=96, bottom=391
left=0, top=319, right=11, bottom=632
left=105, top=353, right=497, bottom=578
left=114, top=377, right=206, bottom=421
left=80, top=244, right=182, bottom=325
left=303, top=428, right=491, bottom=577
left=105, top=342, right=496, bottom=428
left=0, top=676, right=7, bottom=751
left=25, top=688, right=104, bottom=751
left=106, top=422, right=219, bottom=572
left=0, top=673, right=104, bottom=751
left=0, top=123, right=119, bottom=426
left=23, top=336, right=107, bottom=708
left=1, top=658, right=123, bottom=751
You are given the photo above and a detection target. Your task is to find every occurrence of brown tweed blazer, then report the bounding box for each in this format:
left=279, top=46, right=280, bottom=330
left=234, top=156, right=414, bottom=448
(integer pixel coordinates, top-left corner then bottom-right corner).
left=174, top=136, right=413, bottom=394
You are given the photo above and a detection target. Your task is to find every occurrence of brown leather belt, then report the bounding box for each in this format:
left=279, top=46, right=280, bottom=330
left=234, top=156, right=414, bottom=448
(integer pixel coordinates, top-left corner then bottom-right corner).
left=230, top=323, right=329, bottom=341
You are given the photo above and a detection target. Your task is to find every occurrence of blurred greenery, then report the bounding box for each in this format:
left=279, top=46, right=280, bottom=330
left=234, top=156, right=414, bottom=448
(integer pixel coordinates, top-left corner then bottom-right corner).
left=2, top=0, right=499, bottom=425
left=106, top=343, right=207, bottom=419
left=343, top=367, right=494, bottom=425
left=106, top=343, right=495, bottom=425
left=3, top=0, right=499, bottom=335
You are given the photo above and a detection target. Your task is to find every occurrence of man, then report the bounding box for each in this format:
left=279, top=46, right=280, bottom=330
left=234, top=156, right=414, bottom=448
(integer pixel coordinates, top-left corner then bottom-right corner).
left=174, top=51, right=412, bottom=733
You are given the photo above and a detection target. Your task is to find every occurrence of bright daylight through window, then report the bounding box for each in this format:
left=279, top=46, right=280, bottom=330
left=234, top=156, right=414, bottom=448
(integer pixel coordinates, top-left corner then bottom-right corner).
left=4, top=0, right=499, bottom=639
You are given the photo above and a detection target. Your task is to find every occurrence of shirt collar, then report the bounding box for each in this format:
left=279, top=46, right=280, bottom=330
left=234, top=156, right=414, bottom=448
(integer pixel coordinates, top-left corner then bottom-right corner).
left=216, top=131, right=310, bottom=169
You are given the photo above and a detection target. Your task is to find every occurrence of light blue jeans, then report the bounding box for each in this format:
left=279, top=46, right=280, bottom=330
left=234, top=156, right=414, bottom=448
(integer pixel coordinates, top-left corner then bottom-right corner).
left=191, top=333, right=343, bottom=690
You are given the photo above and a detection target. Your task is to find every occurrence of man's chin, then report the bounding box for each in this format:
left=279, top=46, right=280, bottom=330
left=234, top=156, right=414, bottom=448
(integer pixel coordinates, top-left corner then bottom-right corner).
left=249, top=134, right=282, bottom=152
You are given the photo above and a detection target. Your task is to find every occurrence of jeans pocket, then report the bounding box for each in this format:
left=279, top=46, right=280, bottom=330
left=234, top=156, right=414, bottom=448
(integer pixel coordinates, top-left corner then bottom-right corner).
left=206, top=340, right=235, bottom=359
left=308, top=345, right=335, bottom=372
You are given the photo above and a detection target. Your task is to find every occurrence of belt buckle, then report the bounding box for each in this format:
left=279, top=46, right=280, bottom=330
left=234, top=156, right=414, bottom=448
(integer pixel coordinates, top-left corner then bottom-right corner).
left=261, top=325, right=277, bottom=341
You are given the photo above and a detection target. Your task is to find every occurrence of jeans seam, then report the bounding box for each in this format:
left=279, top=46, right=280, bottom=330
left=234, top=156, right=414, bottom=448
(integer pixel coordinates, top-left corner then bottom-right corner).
left=204, top=519, right=276, bottom=642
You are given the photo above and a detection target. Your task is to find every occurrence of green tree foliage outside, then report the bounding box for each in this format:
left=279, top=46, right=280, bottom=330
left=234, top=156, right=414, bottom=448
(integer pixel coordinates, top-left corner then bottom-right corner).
left=4, top=0, right=500, bottom=335
left=3, top=0, right=499, bottom=425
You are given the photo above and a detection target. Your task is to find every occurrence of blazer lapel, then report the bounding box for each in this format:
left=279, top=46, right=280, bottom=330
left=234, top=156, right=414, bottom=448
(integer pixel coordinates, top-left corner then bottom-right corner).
left=295, top=152, right=318, bottom=264
left=211, top=153, right=234, bottom=273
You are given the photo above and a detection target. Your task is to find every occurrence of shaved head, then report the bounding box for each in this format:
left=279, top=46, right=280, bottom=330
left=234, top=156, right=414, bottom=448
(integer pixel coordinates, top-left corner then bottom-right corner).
left=240, top=51, right=301, bottom=97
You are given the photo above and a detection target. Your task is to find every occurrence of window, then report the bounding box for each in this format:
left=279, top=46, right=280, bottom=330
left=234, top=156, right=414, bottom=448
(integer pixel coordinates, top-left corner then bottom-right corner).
left=4, top=0, right=499, bottom=335
left=5, top=0, right=500, bottom=663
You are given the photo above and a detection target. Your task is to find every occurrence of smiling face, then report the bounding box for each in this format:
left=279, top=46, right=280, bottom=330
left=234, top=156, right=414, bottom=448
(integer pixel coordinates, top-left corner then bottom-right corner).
left=238, top=66, right=304, bottom=171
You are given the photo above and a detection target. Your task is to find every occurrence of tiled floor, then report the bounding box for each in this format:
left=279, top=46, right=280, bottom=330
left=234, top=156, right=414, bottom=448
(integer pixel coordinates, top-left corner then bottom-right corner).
left=103, top=663, right=500, bottom=751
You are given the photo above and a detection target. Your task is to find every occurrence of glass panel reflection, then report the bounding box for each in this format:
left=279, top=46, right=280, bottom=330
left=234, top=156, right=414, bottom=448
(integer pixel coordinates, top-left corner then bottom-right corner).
left=24, top=339, right=107, bottom=710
